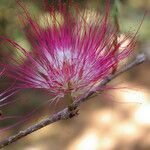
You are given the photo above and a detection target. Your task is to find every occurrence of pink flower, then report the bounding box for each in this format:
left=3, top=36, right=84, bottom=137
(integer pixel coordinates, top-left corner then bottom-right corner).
left=0, top=0, right=136, bottom=106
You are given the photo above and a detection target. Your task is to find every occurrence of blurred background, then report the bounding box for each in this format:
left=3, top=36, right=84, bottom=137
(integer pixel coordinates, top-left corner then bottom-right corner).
left=0, top=0, right=150, bottom=150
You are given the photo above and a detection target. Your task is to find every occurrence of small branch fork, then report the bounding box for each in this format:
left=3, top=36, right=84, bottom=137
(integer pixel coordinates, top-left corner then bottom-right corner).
left=0, top=54, right=146, bottom=149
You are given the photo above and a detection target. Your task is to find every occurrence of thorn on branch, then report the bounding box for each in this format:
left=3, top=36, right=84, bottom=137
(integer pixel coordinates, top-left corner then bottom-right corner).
left=67, top=105, right=79, bottom=119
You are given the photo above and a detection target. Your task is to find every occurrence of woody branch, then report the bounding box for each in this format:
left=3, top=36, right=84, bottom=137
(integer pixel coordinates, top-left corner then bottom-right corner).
left=0, top=53, right=146, bottom=149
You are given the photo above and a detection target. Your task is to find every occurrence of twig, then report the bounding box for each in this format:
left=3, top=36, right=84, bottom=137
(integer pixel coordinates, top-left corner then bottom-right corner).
left=0, top=53, right=146, bottom=149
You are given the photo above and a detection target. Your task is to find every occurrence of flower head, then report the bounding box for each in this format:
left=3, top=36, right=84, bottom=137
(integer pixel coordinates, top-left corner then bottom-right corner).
left=0, top=0, right=136, bottom=106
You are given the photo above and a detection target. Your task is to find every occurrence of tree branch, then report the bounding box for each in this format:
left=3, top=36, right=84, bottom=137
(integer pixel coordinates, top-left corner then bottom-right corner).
left=0, top=53, right=146, bottom=149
